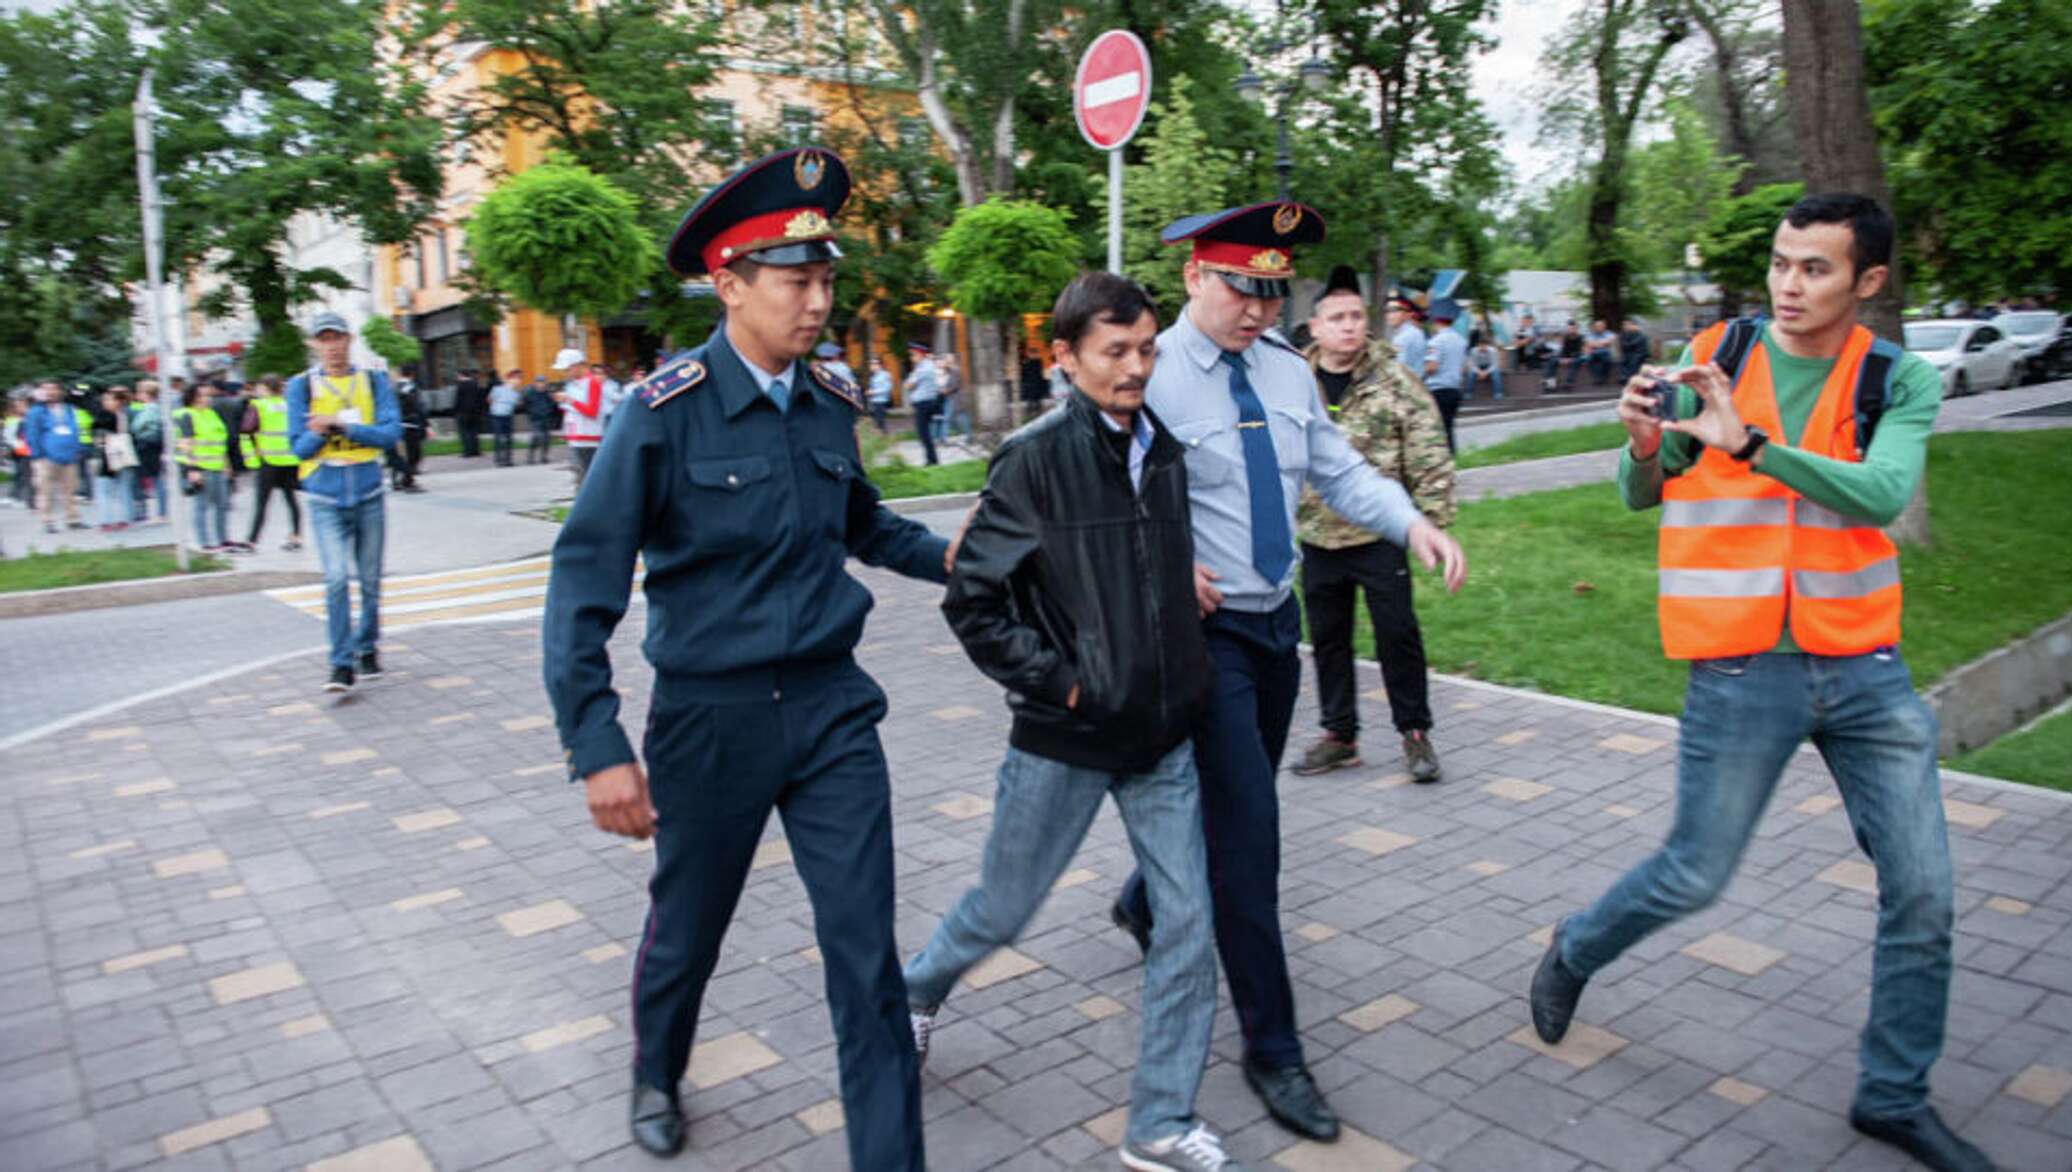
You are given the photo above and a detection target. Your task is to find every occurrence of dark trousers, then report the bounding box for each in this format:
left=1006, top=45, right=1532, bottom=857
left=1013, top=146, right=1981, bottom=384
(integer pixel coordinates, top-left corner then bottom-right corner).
left=490, top=415, right=514, bottom=465
left=526, top=422, right=551, bottom=463
left=1301, top=541, right=1430, bottom=741
left=457, top=413, right=482, bottom=457
left=1429, top=385, right=1461, bottom=452
left=1121, top=598, right=1306, bottom=1070
left=246, top=464, right=301, bottom=542
left=632, top=662, right=923, bottom=1171
left=868, top=399, right=889, bottom=434
left=911, top=400, right=941, bottom=466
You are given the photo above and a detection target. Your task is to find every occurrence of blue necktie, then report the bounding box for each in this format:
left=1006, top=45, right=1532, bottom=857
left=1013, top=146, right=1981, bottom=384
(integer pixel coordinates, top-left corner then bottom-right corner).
left=767, top=377, right=789, bottom=412
left=1222, top=350, right=1292, bottom=584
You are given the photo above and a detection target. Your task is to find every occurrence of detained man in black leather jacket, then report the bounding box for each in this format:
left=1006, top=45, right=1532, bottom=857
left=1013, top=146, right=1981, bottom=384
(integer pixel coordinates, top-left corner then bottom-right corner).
left=904, top=273, right=1244, bottom=1172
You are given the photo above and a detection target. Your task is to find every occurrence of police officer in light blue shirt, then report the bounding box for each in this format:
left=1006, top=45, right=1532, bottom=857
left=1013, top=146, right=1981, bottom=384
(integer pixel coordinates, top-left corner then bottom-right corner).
left=1388, top=294, right=1428, bottom=385
left=1424, top=298, right=1469, bottom=451
left=1112, top=201, right=1467, bottom=1144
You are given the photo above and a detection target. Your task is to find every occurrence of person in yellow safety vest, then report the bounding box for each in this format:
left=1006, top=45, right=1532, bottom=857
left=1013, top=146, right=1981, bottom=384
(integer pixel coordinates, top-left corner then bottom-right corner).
left=174, top=381, right=232, bottom=552
left=1528, top=193, right=1994, bottom=1172
left=241, top=373, right=303, bottom=551
left=70, top=395, right=95, bottom=510
left=285, top=311, right=400, bottom=693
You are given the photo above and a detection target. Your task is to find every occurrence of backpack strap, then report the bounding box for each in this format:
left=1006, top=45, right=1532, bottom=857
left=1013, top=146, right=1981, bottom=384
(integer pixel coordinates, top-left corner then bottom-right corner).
left=1853, top=335, right=1903, bottom=458
left=1712, top=315, right=1765, bottom=385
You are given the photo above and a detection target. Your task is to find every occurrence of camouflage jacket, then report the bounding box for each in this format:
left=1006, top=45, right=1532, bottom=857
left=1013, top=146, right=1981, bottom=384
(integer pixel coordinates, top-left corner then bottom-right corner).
left=1298, top=336, right=1456, bottom=548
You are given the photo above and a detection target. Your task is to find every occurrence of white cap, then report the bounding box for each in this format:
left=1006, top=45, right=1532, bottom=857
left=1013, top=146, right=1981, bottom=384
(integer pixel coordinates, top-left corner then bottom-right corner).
left=551, top=348, right=588, bottom=370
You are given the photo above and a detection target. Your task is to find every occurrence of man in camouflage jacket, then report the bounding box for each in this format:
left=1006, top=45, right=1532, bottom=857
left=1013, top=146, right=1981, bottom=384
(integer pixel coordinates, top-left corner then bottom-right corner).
left=1293, top=268, right=1456, bottom=782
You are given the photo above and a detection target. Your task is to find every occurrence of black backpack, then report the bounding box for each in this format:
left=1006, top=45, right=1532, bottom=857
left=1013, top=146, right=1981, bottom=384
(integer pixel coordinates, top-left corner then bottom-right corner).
left=1703, top=315, right=1904, bottom=458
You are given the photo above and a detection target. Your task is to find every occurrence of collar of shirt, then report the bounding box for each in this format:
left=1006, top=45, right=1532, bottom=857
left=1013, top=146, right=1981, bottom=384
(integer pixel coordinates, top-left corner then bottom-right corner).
left=1174, top=306, right=1259, bottom=374
left=711, top=330, right=804, bottom=417
left=1092, top=402, right=1154, bottom=491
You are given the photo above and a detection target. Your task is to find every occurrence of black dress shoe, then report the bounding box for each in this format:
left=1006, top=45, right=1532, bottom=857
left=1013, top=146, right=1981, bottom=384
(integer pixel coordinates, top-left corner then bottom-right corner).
left=1530, top=921, right=1588, bottom=1045
left=1243, top=1060, right=1340, bottom=1142
left=629, top=1083, right=685, bottom=1157
left=1111, top=898, right=1151, bottom=956
left=1850, top=1105, right=1995, bottom=1172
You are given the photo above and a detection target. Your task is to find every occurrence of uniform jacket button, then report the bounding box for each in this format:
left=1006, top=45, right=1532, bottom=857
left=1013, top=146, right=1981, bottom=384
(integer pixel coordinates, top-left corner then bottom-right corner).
left=726, top=473, right=740, bottom=487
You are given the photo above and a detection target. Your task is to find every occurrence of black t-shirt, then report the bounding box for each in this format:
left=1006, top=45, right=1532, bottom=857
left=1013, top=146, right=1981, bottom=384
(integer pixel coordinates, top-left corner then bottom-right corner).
left=1560, top=333, right=1583, bottom=357
left=1316, top=366, right=1355, bottom=410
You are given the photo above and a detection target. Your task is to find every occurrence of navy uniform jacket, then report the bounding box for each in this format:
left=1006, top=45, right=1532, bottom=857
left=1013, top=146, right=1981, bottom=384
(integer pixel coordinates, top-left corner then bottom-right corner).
left=543, top=328, right=951, bottom=779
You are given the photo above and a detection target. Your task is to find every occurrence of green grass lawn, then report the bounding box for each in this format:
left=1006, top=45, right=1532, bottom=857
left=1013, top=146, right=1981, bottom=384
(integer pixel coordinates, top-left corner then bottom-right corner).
left=1340, top=430, right=2072, bottom=720
left=1456, top=421, right=1629, bottom=469
left=0, top=547, right=229, bottom=594
left=867, top=459, right=987, bottom=500
left=1950, top=707, right=2072, bottom=792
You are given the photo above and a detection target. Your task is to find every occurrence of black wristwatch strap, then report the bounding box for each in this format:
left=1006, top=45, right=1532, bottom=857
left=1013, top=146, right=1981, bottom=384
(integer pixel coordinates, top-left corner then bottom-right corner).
left=1731, top=426, right=1768, bottom=462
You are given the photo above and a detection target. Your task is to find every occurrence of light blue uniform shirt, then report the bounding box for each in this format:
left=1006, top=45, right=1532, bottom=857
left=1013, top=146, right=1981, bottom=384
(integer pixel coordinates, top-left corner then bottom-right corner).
left=739, top=351, right=798, bottom=411
left=1146, top=310, right=1422, bottom=613
left=1426, top=327, right=1467, bottom=391
left=1392, top=321, right=1428, bottom=384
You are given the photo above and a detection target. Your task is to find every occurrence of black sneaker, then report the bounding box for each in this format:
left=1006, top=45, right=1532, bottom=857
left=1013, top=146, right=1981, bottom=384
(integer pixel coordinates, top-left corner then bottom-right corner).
left=325, top=666, right=355, bottom=693
left=357, top=652, right=383, bottom=679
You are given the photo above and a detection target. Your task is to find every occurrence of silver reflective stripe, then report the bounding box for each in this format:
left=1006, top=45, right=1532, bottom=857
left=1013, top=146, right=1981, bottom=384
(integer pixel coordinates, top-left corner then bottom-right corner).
left=1795, top=501, right=1874, bottom=530
left=1659, top=567, right=1785, bottom=597
left=1660, top=498, right=1791, bottom=528
left=1794, top=558, right=1901, bottom=598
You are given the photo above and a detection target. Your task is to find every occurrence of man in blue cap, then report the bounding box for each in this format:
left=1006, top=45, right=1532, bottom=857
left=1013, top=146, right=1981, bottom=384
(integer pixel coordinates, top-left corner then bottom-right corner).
left=1112, top=201, right=1468, bottom=1143
left=541, top=147, right=949, bottom=1167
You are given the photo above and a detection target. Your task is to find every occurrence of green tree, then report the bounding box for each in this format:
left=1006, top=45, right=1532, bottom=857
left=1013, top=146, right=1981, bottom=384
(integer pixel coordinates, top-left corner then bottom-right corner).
left=1542, top=0, right=1691, bottom=326
left=1627, top=98, right=1744, bottom=276
left=1865, top=0, right=2072, bottom=303
left=465, top=163, right=649, bottom=325
left=406, top=0, right=727, bottom=344
left=1700, top=181, right=1804, bottom=308
left=927, top=200, right=1080, bottom=324
left=1112, top=77, right=1238, bottom=314
left=363, top=316, right=425, bottom=371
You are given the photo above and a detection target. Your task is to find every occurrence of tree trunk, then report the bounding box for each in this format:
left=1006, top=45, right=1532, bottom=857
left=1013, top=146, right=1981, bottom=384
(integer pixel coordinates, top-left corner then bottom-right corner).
left=1779, top=0, right=1927, bottom=545
left=1690, top=1, right=1761, bottom=197
left=1585, top=160, right=1625, bottom=326
left=1369, top=228, right=1391, bottom=316
left=968, top=319, right=1010, bottom=433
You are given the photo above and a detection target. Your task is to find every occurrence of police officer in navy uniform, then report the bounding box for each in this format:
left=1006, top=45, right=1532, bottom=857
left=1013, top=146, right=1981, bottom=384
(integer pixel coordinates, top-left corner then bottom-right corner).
left=541, top=147, right=948, bottom=1168
left=1110, top=202, right=1468, bottom=1142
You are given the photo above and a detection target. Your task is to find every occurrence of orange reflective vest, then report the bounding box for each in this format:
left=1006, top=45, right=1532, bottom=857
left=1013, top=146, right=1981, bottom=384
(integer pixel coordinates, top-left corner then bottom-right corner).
left=1656, top=322, right=1902, bottom=659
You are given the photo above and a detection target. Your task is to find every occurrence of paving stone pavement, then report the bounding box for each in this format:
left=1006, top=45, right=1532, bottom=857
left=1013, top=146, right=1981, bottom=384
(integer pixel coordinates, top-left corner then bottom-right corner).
left=5, top=562, right=2072, bottom=1172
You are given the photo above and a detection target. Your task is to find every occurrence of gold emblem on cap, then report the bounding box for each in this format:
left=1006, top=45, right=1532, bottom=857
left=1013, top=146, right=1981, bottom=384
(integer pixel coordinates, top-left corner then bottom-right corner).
left=1272, top=203, right=1302, bottom=234
left=1248, top=248, right=1288, bottom=273
left=785, top=209, right=832, bottom=239
left=796, top=150, right=826, bottom=190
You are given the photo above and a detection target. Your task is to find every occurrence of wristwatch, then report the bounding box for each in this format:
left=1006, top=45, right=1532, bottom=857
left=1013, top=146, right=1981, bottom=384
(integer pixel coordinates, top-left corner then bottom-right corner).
left=1731, top=425, right=1769, bottom=463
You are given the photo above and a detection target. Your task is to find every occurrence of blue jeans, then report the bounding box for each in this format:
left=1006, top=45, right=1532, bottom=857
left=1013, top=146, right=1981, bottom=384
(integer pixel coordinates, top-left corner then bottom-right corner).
left=190, top=470, right=228, bottom=547
left=906, top=743, right=1216, bottom=1146
left=309, top=497, right=386, bottom=668
left=1561, top=650, right=1954, bottom=1118
left=95, top=469, right=134, bottom=526
left=1468, top=366, right=1503, bottom=399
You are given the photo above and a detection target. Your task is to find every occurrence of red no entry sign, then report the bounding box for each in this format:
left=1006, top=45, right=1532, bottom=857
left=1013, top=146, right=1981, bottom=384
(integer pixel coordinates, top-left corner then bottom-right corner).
left=1074, top=30, right=1153, bottom=151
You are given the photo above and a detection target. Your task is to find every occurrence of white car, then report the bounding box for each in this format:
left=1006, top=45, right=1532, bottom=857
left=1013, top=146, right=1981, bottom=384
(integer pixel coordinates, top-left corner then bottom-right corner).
left=1902, top=319, right=2022, bottom=397
left=1991, top=311, right=2066, bottom=383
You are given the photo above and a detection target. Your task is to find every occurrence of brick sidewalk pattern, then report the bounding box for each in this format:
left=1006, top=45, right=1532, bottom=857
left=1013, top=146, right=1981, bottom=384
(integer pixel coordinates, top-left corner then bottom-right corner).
left=4, top=562, right=2070, bottom=1171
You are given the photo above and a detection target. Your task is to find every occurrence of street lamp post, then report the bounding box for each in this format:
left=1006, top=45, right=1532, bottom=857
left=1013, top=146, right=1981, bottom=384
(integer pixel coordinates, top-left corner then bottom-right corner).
left=1234, top=30, right=1329, bottom=329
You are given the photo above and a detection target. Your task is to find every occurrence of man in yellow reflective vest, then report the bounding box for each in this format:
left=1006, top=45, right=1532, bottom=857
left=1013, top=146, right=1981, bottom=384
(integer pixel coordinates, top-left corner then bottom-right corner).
left=1528, top=194, right=1992, bottom=1172
left=242, top=373, right=303, bottom=551
left=286, top=312, right=400, bottom=693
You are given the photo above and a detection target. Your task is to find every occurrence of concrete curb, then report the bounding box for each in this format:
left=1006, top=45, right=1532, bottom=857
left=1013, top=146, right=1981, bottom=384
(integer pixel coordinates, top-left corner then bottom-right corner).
left=0, top=563, right=322, bottom=619
left=1924, top=612, right=2072, bottom=756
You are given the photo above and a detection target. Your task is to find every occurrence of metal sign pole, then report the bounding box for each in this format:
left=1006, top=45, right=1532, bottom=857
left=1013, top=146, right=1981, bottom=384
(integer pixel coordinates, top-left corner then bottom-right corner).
left=133, top=69, right=190, bottom=570
left=1107, top=148, right=1123, bottom=275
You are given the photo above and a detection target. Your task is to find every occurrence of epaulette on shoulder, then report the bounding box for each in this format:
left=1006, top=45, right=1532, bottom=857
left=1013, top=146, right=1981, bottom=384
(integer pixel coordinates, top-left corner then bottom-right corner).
left=809, top=361, right=866, bottom=411
left=1258, top=330, right=1303, bottom=357
left=638, top=355, right=707, bottom=409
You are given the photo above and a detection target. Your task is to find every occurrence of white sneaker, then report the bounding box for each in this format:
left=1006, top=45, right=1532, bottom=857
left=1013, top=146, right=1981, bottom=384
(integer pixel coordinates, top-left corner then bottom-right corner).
left=1121, top=1123, right=1244, bottom=1171
left=910, top=1007, right=936, bottom=1069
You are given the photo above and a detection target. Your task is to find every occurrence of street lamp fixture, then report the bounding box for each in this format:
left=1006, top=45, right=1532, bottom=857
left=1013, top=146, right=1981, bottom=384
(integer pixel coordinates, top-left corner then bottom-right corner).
left=1298, top=55, right=1329, bottom=92
left=1234, top=69, right=1265, bottom=104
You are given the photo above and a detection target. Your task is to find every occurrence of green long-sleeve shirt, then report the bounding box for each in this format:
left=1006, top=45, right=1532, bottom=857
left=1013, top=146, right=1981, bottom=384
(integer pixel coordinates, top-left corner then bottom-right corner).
left=1617, top=323, right=1943, bottom=654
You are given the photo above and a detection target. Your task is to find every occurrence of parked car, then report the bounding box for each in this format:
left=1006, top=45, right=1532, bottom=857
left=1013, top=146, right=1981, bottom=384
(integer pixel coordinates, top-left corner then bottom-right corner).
left=1991, top=311, right=2070, bottom=383
left=1902, top=318, right=2023, bottom=397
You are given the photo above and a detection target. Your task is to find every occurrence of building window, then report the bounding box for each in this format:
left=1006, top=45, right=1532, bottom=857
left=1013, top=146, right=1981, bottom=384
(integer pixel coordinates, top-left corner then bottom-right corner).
left=436, top=229, right=451, bottom=285
left=415, top=238, right=428, bottom=289
left=781, top=105, right=816, bottom=144
left=704, top=99, right=737, bottom=149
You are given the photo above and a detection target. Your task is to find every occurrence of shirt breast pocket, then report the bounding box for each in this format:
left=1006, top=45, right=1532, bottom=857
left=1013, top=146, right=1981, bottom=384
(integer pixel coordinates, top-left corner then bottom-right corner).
left=1268, top=404, right=1311, bottom=477
left=685, top=455, right=774, bottom=552
left=808, top=448, right=857, bottom=539
left=1167, top=418, right=1235, bottom=488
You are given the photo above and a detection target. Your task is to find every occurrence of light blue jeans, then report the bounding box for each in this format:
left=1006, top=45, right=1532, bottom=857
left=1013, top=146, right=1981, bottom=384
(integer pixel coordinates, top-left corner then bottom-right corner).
left=189, top=470, right=228, bottom=547
left=904, top=742, right=1216, bottom=1147
left=1561, top=649, right=1954, bottom=1118
left=95, top=468, right=134, bottom=526
left=308, top=496, right=386, bottom=669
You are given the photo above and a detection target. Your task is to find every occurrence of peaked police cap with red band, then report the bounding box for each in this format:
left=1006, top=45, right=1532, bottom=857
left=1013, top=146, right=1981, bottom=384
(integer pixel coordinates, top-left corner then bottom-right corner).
left=666, top=147, right=852, bottom=277
left=1162, top=201, right=1326, bottom=299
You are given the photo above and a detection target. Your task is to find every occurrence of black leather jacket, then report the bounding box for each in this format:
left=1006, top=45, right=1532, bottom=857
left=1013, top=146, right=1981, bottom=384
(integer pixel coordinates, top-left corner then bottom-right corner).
left=943, top=391, right=1211, bottom=772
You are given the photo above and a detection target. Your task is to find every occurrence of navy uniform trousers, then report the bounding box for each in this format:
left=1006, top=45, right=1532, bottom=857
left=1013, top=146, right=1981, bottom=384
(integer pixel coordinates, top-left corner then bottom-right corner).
left=632, top=658, right=924, bottom=1171
left=1122, top=597, right=1307, bottom=1070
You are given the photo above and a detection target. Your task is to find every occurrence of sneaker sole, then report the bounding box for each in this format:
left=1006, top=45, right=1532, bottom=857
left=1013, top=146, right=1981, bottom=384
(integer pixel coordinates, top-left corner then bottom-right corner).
left=323, top=683, right=351, bottom=693
left=1290, top=756, right=1361, bottom=776
left=1118, top=1150, right=1185, bottom=1172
